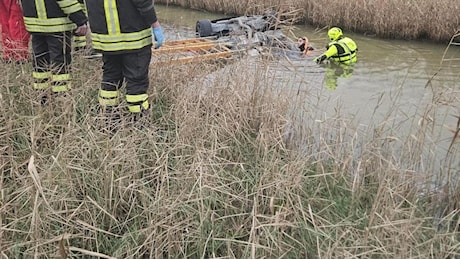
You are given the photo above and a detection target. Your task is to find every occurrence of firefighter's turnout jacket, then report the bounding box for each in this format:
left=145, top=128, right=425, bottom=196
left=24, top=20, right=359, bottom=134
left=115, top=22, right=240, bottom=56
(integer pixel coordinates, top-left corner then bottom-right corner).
left=86, top=0, right=159, bottom=113
left=85, top=0, right=157, bottom=53
left=21, top=0, right=87, bottom=33
left=21, top=0, right=87, bottom=94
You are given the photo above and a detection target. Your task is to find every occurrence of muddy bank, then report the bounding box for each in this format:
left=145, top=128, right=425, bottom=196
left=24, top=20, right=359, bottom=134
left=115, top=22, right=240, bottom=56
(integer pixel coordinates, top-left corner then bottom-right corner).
left=155, top=0, right=460, bottom=43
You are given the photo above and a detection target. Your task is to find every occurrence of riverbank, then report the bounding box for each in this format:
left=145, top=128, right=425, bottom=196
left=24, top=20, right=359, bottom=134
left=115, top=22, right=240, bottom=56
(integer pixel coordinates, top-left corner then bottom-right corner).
left=156, top=0, right=460, bottom=42
left=0, top=45, right=458, bottom=257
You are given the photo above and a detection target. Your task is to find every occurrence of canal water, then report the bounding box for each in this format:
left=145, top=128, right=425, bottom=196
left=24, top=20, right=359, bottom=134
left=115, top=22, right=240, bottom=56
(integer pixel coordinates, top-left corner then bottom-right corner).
left=155, top=4, right=459, bottom=179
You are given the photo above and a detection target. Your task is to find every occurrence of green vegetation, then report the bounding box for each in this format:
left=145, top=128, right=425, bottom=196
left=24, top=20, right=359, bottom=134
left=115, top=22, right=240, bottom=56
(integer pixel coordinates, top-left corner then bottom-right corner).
left=0, top=48, right=458, bottom=258
left=156, top=0, right=460, bottom=42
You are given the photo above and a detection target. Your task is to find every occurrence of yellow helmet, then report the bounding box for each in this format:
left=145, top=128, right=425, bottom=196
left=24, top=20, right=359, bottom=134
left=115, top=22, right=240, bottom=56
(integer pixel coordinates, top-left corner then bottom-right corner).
left=328, top=27, right=343, bottom=41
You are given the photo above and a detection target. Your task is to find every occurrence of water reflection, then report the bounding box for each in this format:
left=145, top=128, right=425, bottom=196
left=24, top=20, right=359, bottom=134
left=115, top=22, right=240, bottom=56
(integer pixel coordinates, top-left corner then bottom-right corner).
left=320, top=62, right=355, bottom=90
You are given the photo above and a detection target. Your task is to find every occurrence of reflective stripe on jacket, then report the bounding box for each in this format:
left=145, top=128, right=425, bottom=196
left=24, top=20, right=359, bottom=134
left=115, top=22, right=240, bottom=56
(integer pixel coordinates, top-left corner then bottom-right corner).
left=86, top=0, right=158, bottom=53
left=325, top=37, right=358, bottom=65
left=21, top=0, right=87, bottom=33
left=78, top=0, right=87, bottom=14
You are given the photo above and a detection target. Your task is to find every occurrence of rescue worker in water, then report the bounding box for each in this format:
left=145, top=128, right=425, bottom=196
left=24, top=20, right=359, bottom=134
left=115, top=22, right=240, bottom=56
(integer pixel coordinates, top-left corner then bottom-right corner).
left=314, top=27, right=358, bottom=65
left=314, top=27, right=358, bottom=90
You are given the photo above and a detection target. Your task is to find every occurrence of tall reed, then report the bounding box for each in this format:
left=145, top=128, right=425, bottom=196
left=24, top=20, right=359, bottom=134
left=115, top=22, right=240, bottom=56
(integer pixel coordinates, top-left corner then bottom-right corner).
left=0, top=48, right=458, bottom=258
left=157, top=0, right=460, bottom=42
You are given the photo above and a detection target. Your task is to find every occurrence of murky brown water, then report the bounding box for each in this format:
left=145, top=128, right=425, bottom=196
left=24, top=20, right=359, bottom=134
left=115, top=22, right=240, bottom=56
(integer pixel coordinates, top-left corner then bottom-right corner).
left=156, top=4, right=459, bottom=175
left=156, top=4, right=459, bottom=98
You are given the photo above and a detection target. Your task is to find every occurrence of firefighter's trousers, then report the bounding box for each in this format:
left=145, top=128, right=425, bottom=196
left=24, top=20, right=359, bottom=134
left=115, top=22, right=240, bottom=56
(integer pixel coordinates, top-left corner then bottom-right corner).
left=99, top=46, right=152, bottom=113
left=31, top=32, right=73, bottom=93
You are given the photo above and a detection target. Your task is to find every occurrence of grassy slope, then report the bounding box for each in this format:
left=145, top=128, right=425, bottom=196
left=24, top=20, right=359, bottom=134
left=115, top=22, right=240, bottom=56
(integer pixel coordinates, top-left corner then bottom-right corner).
left=0, top=52, right=459, bottom=258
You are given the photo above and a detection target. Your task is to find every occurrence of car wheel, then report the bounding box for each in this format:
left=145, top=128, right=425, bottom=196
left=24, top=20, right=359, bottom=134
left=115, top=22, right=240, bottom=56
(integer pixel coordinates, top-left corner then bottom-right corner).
left=196, top=19, right=213, bottom=37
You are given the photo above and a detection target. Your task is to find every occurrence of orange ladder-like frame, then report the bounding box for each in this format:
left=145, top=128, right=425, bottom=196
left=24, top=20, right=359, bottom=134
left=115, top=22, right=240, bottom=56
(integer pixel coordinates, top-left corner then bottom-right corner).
left=151, top=38, right=233, bottom=64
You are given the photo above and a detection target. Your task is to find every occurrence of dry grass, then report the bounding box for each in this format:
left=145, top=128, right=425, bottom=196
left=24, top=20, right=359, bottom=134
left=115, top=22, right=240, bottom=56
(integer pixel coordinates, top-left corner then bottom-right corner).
left=157, top=0, right=460, bottom=42
left=0, top=47, right=459, bottom=258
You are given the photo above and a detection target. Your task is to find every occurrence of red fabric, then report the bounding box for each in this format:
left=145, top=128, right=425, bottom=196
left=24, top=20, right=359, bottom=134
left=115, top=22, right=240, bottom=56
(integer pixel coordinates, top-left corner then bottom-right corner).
left=0, top=0, right=30, bottom=61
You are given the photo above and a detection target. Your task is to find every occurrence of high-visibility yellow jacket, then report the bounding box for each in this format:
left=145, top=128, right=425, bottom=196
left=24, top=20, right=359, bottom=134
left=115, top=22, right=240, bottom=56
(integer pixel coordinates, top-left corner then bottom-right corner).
left=86, top=0, right=158, bottom=53
left=77, top=0, right=87, bottom=14
left=21, top=0, right=87, bottom=33
left=324, top=36, right=358, bottom=65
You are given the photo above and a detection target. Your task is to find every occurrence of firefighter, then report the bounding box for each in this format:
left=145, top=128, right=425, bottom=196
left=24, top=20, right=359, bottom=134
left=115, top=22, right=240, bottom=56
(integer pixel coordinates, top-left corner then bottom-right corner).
left=21, top=0, right=88, bottom=100
left=0, top=0, right=30, bottom=63
left=85, top=0, right=164, bottom=128
left=314, top=27, right=358, bottom=65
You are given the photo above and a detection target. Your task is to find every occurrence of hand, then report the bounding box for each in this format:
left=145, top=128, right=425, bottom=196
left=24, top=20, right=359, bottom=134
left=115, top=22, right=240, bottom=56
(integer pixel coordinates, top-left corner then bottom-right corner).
left=314, top=55, right=326, bottom=64
left=152, top=26, right=164, bottom=49
left=75, top=23, right=88, bottom=36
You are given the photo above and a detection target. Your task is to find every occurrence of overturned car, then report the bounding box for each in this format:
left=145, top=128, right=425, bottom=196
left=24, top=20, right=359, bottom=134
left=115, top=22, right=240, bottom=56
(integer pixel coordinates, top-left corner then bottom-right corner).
left=151, top=11, right=313, bottom=65
left=195, top=10, right=312, bottom=55
left=195, top=10, right=278, bottom=38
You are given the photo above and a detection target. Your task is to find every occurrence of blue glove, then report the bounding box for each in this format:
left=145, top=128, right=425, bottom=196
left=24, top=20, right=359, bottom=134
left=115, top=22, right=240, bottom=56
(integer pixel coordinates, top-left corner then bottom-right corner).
left=152, top=26, right=164, bottom=49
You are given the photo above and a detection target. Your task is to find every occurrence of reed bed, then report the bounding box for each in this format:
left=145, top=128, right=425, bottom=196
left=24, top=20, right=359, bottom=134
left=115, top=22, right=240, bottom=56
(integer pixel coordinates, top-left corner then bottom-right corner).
left=157, top=0, right=460, bottom=42
left=0, top=48, right=459, bottom=258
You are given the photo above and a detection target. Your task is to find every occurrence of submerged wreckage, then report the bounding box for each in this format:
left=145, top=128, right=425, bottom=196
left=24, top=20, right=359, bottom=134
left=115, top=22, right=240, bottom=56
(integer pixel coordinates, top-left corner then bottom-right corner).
left=151, top=11, right=309, bottom=64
